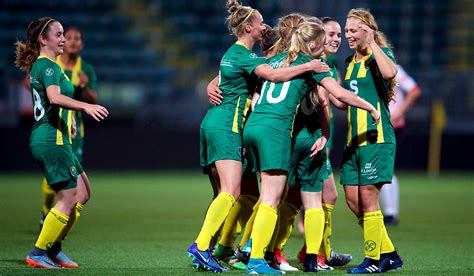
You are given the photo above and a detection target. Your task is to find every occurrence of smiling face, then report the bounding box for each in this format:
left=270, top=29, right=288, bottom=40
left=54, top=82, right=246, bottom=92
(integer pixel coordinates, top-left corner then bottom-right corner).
left=344, top=17, right=366, bottom=50
left=64, top=28, right=83, bottom=55
left=324, top=20, right=341, bottom=55
left=39, top=21, right=66, bottom=56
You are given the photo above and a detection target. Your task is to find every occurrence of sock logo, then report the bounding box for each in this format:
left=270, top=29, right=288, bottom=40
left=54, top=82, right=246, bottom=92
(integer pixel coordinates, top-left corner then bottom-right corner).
left=364, top=240, right=377, bottom=252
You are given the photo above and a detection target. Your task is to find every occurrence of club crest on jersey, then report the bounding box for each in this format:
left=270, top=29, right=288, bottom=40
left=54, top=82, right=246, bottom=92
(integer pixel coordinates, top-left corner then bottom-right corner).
left=69, top=165, right=77, bottom=177
left=249, top=53, right=258, bottom=59
left=45, top=68, right=54, bottom=76
left=364, top=59, right=372, bottom=70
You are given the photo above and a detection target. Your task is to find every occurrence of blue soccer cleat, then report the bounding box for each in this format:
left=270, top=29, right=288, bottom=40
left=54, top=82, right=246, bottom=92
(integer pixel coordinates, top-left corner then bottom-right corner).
left=25, top=254, right=60, bottom=269
left=192, top=259, right=207, bottom=271
left=246, top=258, right=285, bottom=274
left=347, top=258, right=380, bottom=274
left=187, top=243, right=227, bottom=273
left=49, top=251, right=78, bottom=268
left=378, top=251, right=403, bottom=272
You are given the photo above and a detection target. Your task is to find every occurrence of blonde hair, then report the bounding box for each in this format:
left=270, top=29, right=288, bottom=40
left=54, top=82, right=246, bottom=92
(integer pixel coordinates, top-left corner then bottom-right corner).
left=283, top=21, right=326, bottom=67
left=226, top=0, right=256, bottom=37
left=15, top=17, right=56, bottom=72
left=347, top=8, right=396, bottom=102
left=275, top=13, right=305, bottom=54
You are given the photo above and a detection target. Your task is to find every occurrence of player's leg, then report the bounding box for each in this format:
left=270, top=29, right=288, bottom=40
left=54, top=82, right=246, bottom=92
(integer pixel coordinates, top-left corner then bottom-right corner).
left=246, top=171, right=286, bottom=275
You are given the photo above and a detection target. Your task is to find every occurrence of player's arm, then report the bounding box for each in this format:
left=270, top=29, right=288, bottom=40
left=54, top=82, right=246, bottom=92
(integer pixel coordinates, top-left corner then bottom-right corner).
left=320, top=77, right=379, bottom=124
left=254, top=59, right=330, bottom=83
left=309, top=86, right=330, bottom=157
left=46, top=85, right=109, bottom=122
left=391, top=84, right=421, bottom=123
left=328, top=93, right=347, bottom=110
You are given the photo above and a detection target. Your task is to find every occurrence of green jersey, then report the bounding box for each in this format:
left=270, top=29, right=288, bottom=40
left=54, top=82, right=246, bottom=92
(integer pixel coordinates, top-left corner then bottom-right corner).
left=326, top=54, right=338, bottom=72
left=247, top=52, right=333, bottom=136
left=56, top=56, right=97, bottom=139
left=200, top=42, right=266, bottom=133
left=29, top=56, right=75, bottom=146
left=293, top=59, right=338, bottom=139
left=343, top=47, right=396, bottom=147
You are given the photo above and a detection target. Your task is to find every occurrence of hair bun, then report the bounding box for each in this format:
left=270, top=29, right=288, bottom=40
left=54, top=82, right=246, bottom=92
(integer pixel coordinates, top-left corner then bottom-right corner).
left=226, top=0, right=241, bottom=14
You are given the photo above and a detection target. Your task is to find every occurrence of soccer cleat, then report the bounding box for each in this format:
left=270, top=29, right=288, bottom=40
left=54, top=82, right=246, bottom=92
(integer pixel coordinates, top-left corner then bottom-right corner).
left=246, top=258, right=285, bottom=274
left=49, top=251, right=78, bottom=268
left=378, top=251, right=403, bottom=272
left=274, top=248, right=298, bottom=271
left=187, top=243, right=227, bottom=273
left=235, top=239, right=252, bottom=265
left=347, top=258, right=379, bottom=274
left=25, top=254, right=60, bottom=268
left=296, top=244, right=306, bottom=263
left=317, top=254, right=334, bottom=271
left=264, top=251, right=280, bottom=270
left=303, top=254, right=318, bottom=272
left=235, top=247, right=250, bottom=265
left=192, top=259, right=207, bottom=271
left=213, top=244, right=246, bottom=270
left=326, top=250, right=352, bottom=267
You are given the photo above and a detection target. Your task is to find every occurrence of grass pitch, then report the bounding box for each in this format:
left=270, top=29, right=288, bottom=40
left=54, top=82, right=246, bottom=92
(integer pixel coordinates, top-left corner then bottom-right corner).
left=0, top=171, right=472, bottom=275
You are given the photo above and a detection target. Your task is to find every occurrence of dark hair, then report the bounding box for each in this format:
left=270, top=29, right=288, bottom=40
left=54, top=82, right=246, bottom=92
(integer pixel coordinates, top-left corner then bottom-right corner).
left=260, top=24, right=281, bottom=53
left=321, top=16, right=337, bottom=24
left=15, top=17, right=56, bottom=72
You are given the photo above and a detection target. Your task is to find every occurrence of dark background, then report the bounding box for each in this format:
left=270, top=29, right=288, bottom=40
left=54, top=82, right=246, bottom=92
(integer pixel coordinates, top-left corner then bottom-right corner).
left=0, top=0, right=472, bottom=172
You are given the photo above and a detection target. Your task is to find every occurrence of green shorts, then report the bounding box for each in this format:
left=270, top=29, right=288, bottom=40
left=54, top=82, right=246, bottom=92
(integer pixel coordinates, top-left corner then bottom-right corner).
left=200, top=128, right=243, bottom=167
left=31, top=144, right=84, bottom=191
left=288, top=128, right=328, bottom=192
left=243, top=124, right=291, bottom=173
left=325, top=154, right=333, bottom=176
left=72, top=134, right=84, bottom=164
left=340, top=143, right=395, bottom=186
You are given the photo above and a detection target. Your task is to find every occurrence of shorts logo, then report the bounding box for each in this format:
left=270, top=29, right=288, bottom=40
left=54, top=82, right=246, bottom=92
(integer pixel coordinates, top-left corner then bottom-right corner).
left=69, top=165, right=77, bottom=177
left=45, top=68, right=54, bottom=76
left=365, top=240, right=376, bottom=252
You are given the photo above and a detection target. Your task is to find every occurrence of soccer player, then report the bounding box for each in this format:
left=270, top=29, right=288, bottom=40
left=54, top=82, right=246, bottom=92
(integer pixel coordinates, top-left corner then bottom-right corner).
left=243, top=20, right=380, bottom=275
left=15, top=17, right=108, bottom=269
left=296, top=16, right=353, bottom=270
left=340, top=8, right=403, bottom=273
left=381, top=65, right=421, bottom=225
left=187, top=0, right=331, bottom=273
left=39, top=26, right=98, bottom=229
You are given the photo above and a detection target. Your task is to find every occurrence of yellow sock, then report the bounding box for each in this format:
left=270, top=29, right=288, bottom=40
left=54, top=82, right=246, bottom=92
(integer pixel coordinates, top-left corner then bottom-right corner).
left=250, top=204, right=278, bottom=258
left=275, top=201, right=299, bottom=250
left=218, top=195, right=256, bottom=247
left=363, top=210, right=383, bottom=260
left=41, top=178, right=55, bottom=214
left=380, top=222, right=395, bottom=254
left=267, top=209, right=281, bottom=252
left=57, top=202, right=83, bottom=243
left=239, top=198, right=261, bottom=249
left=304, top=208, right=325, bottom=254
left=318, top=203, right=334, bottom=258
left=35, top=208, right=69, bottom=250
left=236, top=195, right=258, bottom=237
left=195, top=192, right=235, bottom=250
